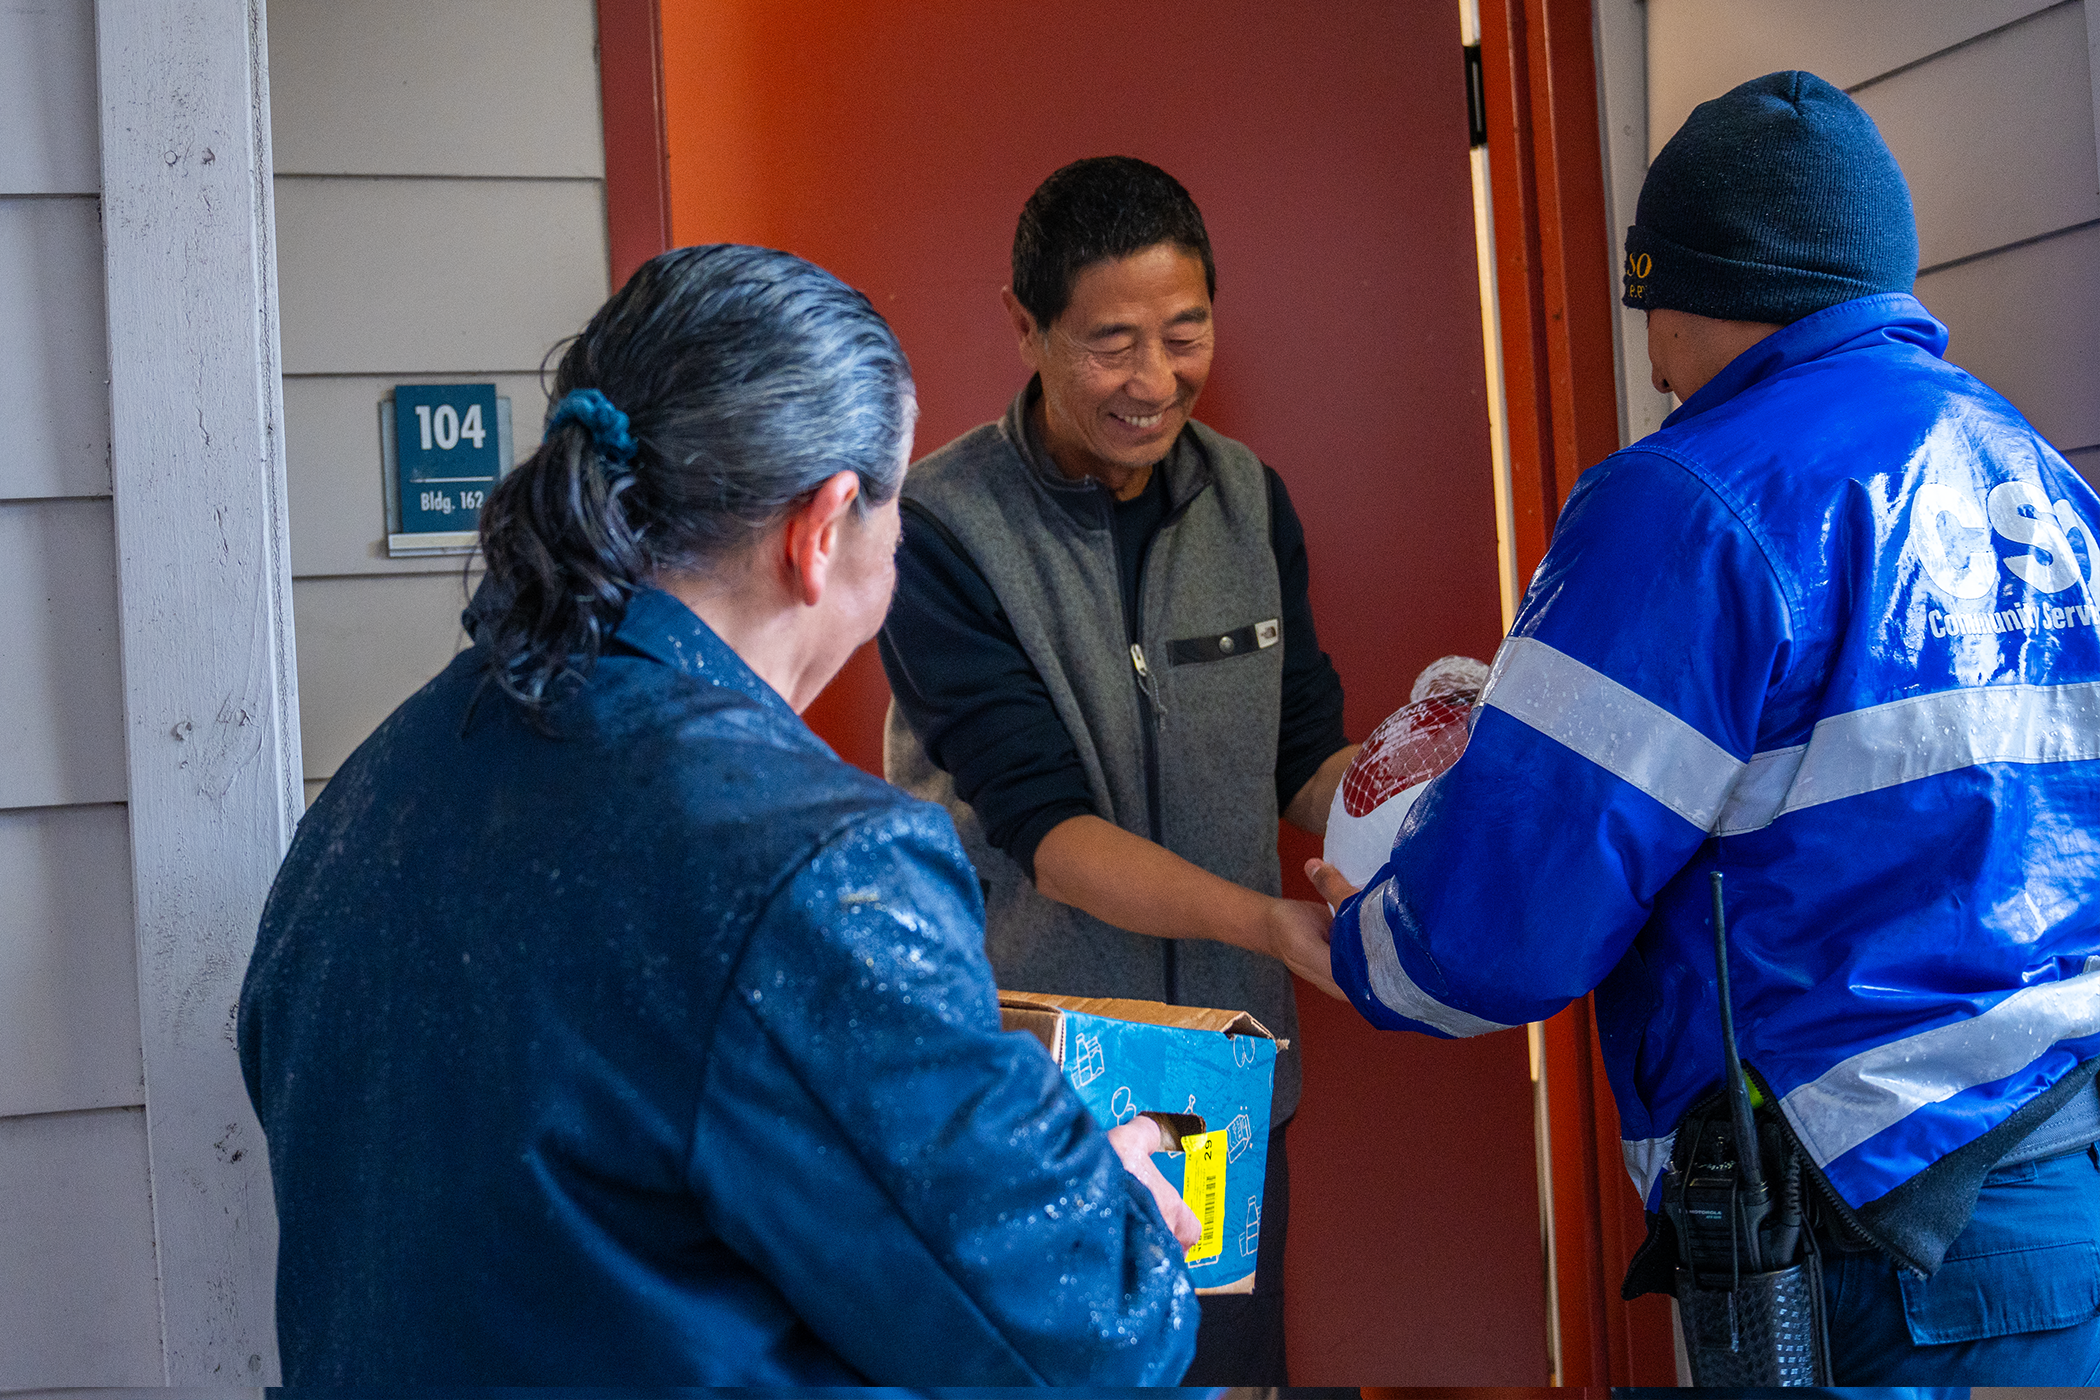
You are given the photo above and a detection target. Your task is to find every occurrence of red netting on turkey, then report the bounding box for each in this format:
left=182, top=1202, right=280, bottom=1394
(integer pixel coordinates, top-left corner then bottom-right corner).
left=1340, top=694, right=1474, bottom=818
left=1322, top=655, right=1489, bottom=887
left=1339, top=655, right=1489, bottom=816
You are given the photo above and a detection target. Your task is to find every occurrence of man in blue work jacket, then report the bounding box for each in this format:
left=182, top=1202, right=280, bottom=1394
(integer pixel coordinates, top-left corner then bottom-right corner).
left=1314, top=71, right=2100, bottom=1382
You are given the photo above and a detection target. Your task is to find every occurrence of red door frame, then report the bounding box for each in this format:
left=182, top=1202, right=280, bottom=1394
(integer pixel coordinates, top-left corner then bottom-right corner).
left=1476, top=0, right=1676, bottom=1384
left=597, top=0, right=674, bottom=287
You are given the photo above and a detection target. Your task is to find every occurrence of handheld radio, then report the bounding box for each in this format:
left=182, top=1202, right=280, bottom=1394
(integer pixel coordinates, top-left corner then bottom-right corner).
left=1664, top=871, right=1832, bottom=1385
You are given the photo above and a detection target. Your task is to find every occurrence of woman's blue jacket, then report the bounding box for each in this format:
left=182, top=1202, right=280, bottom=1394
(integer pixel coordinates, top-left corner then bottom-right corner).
left=1332, top=294, right=2100, bottom=1270
left=237, top=588, right=1196, bottom=1384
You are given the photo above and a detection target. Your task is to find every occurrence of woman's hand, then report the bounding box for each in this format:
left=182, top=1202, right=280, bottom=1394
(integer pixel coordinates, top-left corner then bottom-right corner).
left=1104, top=1118, right=1202, bottom=1249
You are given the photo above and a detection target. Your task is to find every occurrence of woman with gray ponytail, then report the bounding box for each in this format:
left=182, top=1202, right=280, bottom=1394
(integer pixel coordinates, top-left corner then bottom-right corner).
left=238, top=245, right=1199, bottom=1386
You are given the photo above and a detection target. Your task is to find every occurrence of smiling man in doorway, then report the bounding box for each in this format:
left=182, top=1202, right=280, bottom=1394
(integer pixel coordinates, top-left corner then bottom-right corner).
left=880, top=156, right=1355, bottom=1385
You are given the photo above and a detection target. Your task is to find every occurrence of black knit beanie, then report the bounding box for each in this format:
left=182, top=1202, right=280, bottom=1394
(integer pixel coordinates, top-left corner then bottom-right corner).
left=1623, top=70, right=1917, bottom=323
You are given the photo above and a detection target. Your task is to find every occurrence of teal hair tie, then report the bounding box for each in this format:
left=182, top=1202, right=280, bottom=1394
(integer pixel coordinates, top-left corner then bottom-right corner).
left=545, top=388, right=639, bottom=467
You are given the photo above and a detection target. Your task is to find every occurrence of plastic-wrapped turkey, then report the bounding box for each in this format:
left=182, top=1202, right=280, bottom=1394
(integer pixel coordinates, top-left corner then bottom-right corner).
left=1321, top=655, right=1488, bottom=887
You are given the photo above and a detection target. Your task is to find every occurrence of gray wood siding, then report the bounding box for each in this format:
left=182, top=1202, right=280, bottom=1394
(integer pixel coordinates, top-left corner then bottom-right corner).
left=274, top=177, right=607, bottom=376
left=0, top=805, right=142, bottom=1118
left=293, top=573, right=486, bottom=782
left=1917, top=220, right=2100, bottom=452
left=7, top=0, right=309, bottom=1378
left=0, top=0, right=153, bottom=1382
left=268, top=0, right=604, bottom=179
left=1854, top=1, right=2100, bottom=268
left=1636, top=0, right=2100, bottom=485
left=0, top=197, right=113, bottom=500
left=271, top=0, right=607, bottom=792
left=0, top=1108, right=162, bottom=1387
left=0, top=499, right=125, bottom=810
left=1647, top=0, right=2061, bottom=156
left=0, top=0, right=99, bottom=194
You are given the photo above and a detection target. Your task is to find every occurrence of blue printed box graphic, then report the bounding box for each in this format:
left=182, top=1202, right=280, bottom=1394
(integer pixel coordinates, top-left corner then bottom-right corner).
left=1002, top=996, right=1279, bottom=1294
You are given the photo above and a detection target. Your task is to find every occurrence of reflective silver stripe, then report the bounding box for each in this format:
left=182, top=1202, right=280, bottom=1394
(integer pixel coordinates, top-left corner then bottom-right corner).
left=1482, top=636, right=1743, bottom=830
left=1623, top=1132, right=1676, bottom=1203
left=1718, top=680, right=2100, bottom=834
left=1715, top=744, right=1805, bottom=835
left=1793, top=680, right=2100, bottom=820
left=1488, top=640, right=2100, bottom=837
left=1358, top=879, right=1512, bottom=1038
left=1782, top=966, right=2100, bottom=1169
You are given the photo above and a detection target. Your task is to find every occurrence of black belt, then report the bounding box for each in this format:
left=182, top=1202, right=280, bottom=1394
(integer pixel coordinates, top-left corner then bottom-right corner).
left=1806, top=1074, right=2100, bottom=1258
left=1999, top=1073, right=2100, bottom=1167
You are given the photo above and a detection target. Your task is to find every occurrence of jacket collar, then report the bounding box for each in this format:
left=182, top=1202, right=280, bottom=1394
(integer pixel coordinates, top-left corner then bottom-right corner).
left=1662, top=292, right=1951, bottom=429
left=997, top=377, right=1215, bottom=523
left=612, top=586, right=800, bottom=723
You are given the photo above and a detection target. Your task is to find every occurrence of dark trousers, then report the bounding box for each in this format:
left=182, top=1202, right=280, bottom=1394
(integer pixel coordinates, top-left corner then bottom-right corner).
left=1824, top=1143, right=2100, bottom=1384
left=1183, top=1122, right=1290, bottom=1387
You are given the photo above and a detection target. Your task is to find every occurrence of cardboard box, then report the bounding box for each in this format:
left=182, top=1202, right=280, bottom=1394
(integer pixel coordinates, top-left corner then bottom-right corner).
left=998, top=990, right=1283, bottom=1295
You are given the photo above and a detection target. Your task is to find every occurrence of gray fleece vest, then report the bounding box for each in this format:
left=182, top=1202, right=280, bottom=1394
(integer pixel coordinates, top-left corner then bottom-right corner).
left=884, top=388, right=1300, bottom=1119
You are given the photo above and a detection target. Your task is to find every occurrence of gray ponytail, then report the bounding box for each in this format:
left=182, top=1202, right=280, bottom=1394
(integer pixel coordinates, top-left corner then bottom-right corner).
left=474, top=244, right=913, bottom=712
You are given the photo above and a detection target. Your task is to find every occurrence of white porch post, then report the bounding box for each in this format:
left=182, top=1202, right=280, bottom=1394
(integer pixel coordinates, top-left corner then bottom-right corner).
left=97, top=0, right=299, bottom=1381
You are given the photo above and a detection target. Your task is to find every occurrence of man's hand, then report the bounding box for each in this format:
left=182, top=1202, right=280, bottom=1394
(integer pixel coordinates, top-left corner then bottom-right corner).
left=1036, top=815, right=1349, bottom=998
left=1303, top=858, right=1361, bottom=912
left=1263, top=897, right=1345, bottom=1001
left=1104, top=1118, right=1201, bottom=1250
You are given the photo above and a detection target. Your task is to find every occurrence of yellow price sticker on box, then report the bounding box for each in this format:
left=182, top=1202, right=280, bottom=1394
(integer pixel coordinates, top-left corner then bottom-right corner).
left=1180, top=1128, right=1227, bottom=1263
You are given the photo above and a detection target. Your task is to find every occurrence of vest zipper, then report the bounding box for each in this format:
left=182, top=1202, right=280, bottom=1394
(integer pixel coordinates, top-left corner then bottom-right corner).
left=1118, top=473, right=1209, bottom=1005
left=1129, top=488, right=1195, bottom=848
left=1131, top=639, right=1175, bottom=1001
left=1121, top=499, right=1176, bottom=1003
left=1130, top=643, right=1167, bottom=718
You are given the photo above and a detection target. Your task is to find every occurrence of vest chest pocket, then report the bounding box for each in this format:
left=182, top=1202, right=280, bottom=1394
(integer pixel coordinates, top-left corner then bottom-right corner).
left=1166, top=618, right=1281, bottom=666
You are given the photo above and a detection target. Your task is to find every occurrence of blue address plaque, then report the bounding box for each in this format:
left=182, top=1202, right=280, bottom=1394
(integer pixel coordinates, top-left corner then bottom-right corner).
left=384, top=383, right=508, bottom=556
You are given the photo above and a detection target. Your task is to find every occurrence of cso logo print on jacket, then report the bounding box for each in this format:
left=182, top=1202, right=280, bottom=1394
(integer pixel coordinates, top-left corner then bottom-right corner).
left=1910, top=474, right=2100, bottom=640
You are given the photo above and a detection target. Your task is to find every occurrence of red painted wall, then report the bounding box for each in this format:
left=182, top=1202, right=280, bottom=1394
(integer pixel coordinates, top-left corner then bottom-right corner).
left=661, top=1, right=1546, bottom=1381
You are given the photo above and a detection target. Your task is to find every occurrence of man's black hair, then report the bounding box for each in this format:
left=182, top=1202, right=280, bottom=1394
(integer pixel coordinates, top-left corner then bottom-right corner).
left=1011, top=156, right=1216, bottom=330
